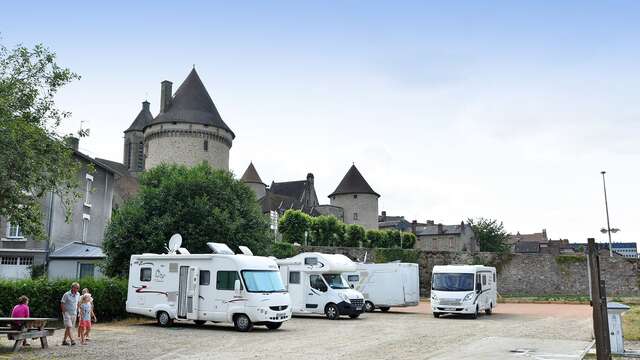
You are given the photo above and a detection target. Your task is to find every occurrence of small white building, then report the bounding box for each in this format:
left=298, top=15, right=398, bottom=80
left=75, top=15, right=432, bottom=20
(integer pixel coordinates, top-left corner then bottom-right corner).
left=48, top=242, right=105, bottom=279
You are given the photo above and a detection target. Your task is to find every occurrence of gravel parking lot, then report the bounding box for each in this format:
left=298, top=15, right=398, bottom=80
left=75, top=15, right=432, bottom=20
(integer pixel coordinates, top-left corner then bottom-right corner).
left=1, top=303, right=594, bottom=360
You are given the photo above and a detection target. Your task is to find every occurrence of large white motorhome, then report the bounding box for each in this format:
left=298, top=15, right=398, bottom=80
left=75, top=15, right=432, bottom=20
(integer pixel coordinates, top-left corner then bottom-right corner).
left=430, top=265, right=497, bottom=319
left=126, top=235, right=292, bottom=331
left=346, top=262, right=420, bottom=312
left=276, top=252, right=365, bottom=319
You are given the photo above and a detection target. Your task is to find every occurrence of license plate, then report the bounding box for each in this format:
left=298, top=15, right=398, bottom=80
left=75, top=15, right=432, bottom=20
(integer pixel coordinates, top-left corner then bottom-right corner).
left=277, top=312, right=287, bottom=319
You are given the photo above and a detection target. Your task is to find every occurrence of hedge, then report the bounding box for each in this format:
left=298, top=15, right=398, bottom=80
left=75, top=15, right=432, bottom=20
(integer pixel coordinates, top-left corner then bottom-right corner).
left=0, top=277, right=128, bottom=321
left=374, top=248, right=420, bottom=264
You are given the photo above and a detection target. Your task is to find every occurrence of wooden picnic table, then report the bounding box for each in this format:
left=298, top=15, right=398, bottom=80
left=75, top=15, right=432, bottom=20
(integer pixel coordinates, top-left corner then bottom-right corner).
left=0, top=317, right=58, bottom=352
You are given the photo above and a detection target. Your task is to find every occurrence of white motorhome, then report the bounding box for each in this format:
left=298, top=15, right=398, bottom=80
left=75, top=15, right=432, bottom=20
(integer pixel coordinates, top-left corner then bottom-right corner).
left=346, top=262, right=420, bottom=312
left=126, top=236, right=292, bottom=331
left=430, top=265, right=497, bottom=319
left=276, top=252, right=365, bottom=319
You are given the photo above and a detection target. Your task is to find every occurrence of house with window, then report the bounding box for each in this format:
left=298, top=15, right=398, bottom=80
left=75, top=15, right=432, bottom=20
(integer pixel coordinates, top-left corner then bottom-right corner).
left=0, top=138, right=115, bottom=279
left=414, top=221, right=478, bottom=252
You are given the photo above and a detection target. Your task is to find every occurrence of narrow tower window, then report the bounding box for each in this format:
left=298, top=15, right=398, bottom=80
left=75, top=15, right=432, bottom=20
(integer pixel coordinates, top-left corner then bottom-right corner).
left=204, top=140, right=209, bottom=152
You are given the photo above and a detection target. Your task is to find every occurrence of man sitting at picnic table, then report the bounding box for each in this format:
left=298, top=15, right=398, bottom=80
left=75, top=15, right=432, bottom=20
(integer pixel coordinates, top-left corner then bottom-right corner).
left=60, top=282, right=80, bottom=346
left=11, top=295, right=30, bottom=347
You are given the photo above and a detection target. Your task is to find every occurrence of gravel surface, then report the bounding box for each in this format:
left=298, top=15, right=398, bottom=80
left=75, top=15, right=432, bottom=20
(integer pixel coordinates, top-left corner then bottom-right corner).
left=1, top=303, right=593, bottom=360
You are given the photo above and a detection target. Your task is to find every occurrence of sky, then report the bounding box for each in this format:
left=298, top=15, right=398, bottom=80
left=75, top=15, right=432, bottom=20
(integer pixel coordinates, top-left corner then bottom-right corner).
left=2, top=1, right=639, bottom=245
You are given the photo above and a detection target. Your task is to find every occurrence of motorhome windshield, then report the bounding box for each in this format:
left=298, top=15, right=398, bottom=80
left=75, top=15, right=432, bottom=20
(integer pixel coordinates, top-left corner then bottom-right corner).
left=322, top=274, right=349, bottom=289
left=432, top=273, right=475, bottom=291
left=241, top=270, right=286, bottom=293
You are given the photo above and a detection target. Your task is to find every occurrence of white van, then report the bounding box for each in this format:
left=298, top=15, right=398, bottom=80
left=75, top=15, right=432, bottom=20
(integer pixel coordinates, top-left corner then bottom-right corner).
left=430, top=265, right=497, bottom=319
left=126, top=237, right=292, bottom=332
left=346, top=262, right=420, bottom=312
left=276, top=252, right=365, bottom=319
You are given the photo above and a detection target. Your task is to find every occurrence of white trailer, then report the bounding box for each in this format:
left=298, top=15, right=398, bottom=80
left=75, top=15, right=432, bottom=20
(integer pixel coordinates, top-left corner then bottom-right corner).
left=345, top=262, right=420, bottom=312
left=276, top=252, right=365, bottom=319
left=430, top=265, right=497, bottom=319
left=126, top=236, right=292, bottom=331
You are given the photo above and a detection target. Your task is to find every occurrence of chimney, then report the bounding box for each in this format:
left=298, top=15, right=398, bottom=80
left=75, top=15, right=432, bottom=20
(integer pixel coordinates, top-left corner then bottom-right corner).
left=460, top=221, right=465, bottom=233
left=160, top=80, right=173, bottom=113
left=306, top=173, right=314, bottom=185
left=381, top=211, right=387, bottom=222
left=65, top=136, right=79, bottom=151
left=437, top=223, right=443, bottom=234
left=142, top=100, right=150, bottom=112
left=411, top=220, right=417, bottom=234
left=542, top=228, right=547, bottom=240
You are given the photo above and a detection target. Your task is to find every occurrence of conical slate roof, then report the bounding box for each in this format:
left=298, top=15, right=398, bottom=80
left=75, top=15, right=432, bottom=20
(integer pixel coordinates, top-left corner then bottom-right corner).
left=149, top=68, right=235, bottom=138
left=240, top=162, right=264, bottom=185
left=329, top=164, right=379, bottom=198
left=125, top=101, right=153, bottom=132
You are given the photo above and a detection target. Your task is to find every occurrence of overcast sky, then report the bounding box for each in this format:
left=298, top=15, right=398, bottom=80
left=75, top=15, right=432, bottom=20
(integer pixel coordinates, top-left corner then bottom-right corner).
left=2, top=1, right=638, bottom=245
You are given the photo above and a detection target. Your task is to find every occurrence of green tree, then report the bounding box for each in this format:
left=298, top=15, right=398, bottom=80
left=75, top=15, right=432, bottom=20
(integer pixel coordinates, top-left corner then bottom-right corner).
left=278, top=209, right=311, bottom=244
left=365, top=230, right=386, bottom=248
left=0, top=43, right=81, bottom=239
left=103, top=163, right=271, bottom=277
left=467, top=217, right=510, bottom=253
left=309, top=215, right=345, bottom=246
left=344, top=224, right=366, bottom=247
left=401, top=232, right=417, bottom=249
left=385, top=230, right=402, bottom=248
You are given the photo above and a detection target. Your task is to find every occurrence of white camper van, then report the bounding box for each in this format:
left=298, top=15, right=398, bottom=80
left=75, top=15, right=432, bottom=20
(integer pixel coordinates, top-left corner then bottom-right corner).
left=276, top=252, right=365, bottom=319
left=346, top=262, right=420, bottom=312
left=430, top=265, right=497, bottom=319
left=126, top=235, right=292, bottom=332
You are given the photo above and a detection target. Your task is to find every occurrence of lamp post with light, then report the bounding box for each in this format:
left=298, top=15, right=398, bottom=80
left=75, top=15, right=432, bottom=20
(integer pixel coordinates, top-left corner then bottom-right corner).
left=600, top=171, right=620, bottom=257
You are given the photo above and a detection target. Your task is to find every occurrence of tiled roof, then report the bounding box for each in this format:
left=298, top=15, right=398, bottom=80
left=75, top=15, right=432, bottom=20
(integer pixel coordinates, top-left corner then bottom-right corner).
left=49, top=242, right=105, bottom=259
left=149, top=68, right=235, bottom=138
left=514, top=242, right=541, bottom=253
left=416, top=224, right=465, bottom=236
left=329, top=165, right=379, bottom=198
left=125, top=101, right=153, bottom=132
left=240, top=162, right=264, bottom=185
left=95, top=158, right=129, bottom=176
left=270, top=180, right=307, bottom=201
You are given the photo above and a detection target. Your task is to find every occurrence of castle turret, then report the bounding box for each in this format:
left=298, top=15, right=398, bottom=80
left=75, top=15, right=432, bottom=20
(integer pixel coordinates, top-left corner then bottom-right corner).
left=143, top=68, right=235, bottom=170
left=123, top=101, right=153, bottom=174
left=241, top=162, right=266, bottom=199
left=329, top=164, right=380, bottom=230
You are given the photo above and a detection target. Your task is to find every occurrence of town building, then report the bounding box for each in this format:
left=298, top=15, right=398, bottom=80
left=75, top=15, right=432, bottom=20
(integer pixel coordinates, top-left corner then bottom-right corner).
left=414, top=221, right=478, bottom=252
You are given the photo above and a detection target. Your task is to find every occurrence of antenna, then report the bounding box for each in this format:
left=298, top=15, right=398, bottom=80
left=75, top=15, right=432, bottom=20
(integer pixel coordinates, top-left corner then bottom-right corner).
left=167, top=234, right=182, bottom=254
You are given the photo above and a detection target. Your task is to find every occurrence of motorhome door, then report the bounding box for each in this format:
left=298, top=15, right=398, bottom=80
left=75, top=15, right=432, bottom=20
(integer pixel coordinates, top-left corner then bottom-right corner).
left=177, top=266, right=189, bottom=318
left=186, top=266, right=200, bottom=320
left=306, top=274, right=326, bottom=312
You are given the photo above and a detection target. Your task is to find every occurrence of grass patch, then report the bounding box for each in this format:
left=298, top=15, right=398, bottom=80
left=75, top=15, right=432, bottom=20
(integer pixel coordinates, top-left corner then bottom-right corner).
left=555, top=254, right=586, bottom=266
left=623, top=305, right=640, bottom=341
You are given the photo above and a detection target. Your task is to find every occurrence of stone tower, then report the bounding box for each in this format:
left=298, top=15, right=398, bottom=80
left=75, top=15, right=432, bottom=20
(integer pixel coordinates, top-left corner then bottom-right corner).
left=123, top=101, right=153, bottom=175
left=240, top=162, right=266, bottom=199
left=144, top=68, right=235, bottom=170
left=329, top=165, right=380, bottom=230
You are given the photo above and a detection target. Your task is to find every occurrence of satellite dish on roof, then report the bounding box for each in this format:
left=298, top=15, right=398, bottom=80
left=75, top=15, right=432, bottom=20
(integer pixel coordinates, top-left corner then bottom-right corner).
left=168, top=234, right=182, bottom=254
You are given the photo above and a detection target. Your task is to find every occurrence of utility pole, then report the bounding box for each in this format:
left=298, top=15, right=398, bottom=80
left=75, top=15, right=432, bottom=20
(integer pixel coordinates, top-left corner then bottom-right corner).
left=600, top=171, right=613, bottom=257
left=587, top=238, right=611, bottom=360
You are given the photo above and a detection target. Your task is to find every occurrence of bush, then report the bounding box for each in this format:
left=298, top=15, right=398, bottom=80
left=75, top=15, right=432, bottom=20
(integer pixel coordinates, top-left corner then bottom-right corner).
left=374, top=248, right=420, bottom=263
left=401, top=232, right=417, bottom=249
left=278, top=210, right=312, bottom=244
left=366, top=230, right=387, bottom=248
left=309, top=215, right=345, bottom=246
left=270, top=242, right=301, bottom=259
left=344, top=224, right=366, bottom=247
left=0, top=277, right=128, bottom=321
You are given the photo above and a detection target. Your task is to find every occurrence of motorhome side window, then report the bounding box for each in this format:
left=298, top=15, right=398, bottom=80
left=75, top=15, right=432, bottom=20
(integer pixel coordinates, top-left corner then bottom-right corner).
left=200, top=270, right=210, bottom=286
left=289, top=271, right=300, bottom=284
left=304, top=257, right=318, bottom=266
left=217, top=271, right=241, bottom=290
left=482, top=274, right=487, bottom=286
left=493, top=273, right=496, bottom=282
left=140, top=267, right=152, bottom=282
left=347, top=275, right=359, bottom=282
left=309, top=274, right=327, bottom=292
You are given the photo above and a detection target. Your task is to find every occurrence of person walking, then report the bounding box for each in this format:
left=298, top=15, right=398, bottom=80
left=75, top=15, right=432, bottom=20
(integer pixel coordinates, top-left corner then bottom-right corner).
left=60, top=282, right=80, bottom=346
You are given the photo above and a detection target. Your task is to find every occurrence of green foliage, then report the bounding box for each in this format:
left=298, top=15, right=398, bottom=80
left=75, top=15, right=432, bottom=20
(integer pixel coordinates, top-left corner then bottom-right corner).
left=103, top=163, right=271, bottom=277
left=344, top=224, right=366, bottom=247
left=270, top=242, right=301, bottom=259
left=29, top=263, right=46, bottom=279
left=555, top=254, right=586, bottom=266
left=0, top=43, right=82, bottom=239
left=278, top=210, right=311, bottom=244
left=401, top=232, right=417, bottom=249
left=374, top=248, right=420, bottom=264
left=308, top=215, right=345, bottom=246
left=365, top=230, right=386, bottom=248
left=468, top=217, right=510, bottom=253
left=0, top=278, right=127, bottom=321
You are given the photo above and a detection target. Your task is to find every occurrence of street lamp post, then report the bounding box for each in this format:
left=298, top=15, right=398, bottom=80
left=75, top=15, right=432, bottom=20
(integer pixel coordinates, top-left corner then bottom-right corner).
left=600, top=171, right=619, bottom=257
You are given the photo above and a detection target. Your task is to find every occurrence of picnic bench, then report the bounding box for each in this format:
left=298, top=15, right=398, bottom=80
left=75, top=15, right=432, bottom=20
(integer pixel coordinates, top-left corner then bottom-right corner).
left=0, top=317, right=58, bottom=352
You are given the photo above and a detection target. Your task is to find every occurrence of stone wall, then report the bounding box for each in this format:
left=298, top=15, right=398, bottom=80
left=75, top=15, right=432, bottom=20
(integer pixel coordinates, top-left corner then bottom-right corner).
left=300, top=246, right=640, bottom=297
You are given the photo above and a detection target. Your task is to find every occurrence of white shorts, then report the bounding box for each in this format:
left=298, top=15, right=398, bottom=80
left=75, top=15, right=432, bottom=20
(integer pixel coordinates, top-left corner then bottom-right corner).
left=63, top=313, right=76, bottom=328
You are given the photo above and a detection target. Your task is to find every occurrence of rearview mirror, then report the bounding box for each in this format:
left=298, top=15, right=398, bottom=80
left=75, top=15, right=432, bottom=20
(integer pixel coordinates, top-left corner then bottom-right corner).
left=234, top=279, right=241, bottom=296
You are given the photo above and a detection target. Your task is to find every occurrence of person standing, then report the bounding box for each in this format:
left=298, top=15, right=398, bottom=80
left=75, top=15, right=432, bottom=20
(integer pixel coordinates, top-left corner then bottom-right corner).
left=60, top=282, right=80, bottom=346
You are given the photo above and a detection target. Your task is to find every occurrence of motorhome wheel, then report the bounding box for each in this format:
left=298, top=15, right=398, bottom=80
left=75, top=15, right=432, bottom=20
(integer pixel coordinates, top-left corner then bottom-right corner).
left=266, top=322, right=282, bottom=330
left=325, top=304, right=339, bottom=320
left=471, top=306, right=479, bottom=319
left=364, top=301, right=375, bottom=312
left=194, top=320, right=206, bottom=326
left=485, top=304, right=493, bottom=315
left=379, top=307, right=390, bottom=312
left=234, top=314, right=253, bottom=332
left=156, top=311, right=173, bottom=327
